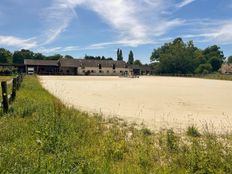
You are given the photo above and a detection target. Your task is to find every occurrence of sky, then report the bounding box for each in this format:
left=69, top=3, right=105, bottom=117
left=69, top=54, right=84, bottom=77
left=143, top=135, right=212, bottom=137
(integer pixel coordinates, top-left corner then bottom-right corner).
left=0, top=0, right=232, bottom=63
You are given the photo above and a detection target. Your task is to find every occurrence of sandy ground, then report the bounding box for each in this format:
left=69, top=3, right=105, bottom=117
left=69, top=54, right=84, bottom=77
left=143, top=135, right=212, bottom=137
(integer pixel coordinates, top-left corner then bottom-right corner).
left=40, top=76, right=232, bottom=133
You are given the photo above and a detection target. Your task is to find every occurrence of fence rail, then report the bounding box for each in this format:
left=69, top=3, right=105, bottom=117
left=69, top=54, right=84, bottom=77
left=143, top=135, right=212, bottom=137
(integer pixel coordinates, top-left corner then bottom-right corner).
left=1, top=74, right=24, bottom=113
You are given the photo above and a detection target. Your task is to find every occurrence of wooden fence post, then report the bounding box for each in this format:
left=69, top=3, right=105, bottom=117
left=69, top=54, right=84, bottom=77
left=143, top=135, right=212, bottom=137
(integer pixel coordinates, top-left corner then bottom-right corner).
left=1, top=81, right=9, bottom=113
left=11, top=78, right=17, bottom=102
left=16, top=76, right=20, bottom=90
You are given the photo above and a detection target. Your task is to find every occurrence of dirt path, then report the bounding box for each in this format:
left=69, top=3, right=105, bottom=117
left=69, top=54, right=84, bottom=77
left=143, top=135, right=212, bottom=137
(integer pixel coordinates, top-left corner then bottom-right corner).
left=40, top=76, right=232, bottom=133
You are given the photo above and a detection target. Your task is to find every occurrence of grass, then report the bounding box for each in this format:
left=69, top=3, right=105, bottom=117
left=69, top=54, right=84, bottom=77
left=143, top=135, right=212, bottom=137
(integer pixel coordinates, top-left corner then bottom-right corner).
left=0, top=76, right=13, bottom=82
left=1, top=76, right=232, bottom=173
left=202, top=74, right=232, bottom=81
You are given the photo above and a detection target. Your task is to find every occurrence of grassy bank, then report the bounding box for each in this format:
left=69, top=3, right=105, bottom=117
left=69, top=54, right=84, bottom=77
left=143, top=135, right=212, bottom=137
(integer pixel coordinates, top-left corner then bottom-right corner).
left=202, top=74, right=232, bottom=81
left=1, top=76, right=232, bottom=173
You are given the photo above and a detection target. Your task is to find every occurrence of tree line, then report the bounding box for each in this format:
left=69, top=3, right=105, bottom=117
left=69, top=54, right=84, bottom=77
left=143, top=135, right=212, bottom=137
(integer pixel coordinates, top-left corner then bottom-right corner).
left=150, top=38, right=230, bottom=74
left=0, top=48, right=143, bottom=66
left=0, top=48, right=75, bottom=64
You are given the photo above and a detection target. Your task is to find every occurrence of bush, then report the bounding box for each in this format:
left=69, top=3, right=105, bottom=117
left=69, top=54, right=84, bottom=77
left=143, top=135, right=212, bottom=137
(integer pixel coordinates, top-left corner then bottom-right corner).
left=195, top=63, right=212, bottom=74
left=0, top=67, right=17, bottom=75
left=187, top=126, right=201, bottom=137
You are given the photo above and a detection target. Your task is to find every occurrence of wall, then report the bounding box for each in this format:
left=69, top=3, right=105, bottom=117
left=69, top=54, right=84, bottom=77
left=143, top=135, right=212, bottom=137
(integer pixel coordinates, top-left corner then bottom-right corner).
left=77, top=67, right=128, bottom=76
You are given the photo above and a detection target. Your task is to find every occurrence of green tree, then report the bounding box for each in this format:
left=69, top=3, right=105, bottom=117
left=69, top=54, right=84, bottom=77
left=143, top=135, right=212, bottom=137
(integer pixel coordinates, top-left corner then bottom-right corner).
left=64, top=55, right=74, bottom=59
left=203, top=45, right=225, bottom=71
left=209, top=57, right=223, bottom=72
left=34, top=53, right=46, bottom=60
left=227, top=56, right=232, bottom=63
left=117, top=49, right=123, bottom=61
left=195, top=63, right=212, bottom=74
left=47, top=54, right=63, bottom=60
left=13, top=49, right=34, bottom=64
left=128, top=50, right=134, bottom=64
left=150, top=38, right=199, bottom=74
left=134, top=60, right=142, bottom=66
left=0, top=48, right=12, bottom=63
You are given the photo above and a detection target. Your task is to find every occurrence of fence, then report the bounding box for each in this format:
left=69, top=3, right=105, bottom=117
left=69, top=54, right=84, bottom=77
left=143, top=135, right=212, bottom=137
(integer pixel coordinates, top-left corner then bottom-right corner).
left=1, top=74, right=24, bottom=113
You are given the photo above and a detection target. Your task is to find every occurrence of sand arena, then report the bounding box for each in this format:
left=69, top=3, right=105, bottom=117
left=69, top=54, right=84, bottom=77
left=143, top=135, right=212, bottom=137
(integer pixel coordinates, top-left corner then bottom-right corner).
left=40, top=76, right=232, bottom=133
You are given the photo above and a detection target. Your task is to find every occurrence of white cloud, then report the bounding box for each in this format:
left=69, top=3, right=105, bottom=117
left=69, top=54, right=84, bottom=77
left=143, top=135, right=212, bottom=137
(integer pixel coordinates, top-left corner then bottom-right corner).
left=41, top=0, right=184, bottom=46
left=176, top=0, right=195, bottom=8
left=179, top=20, right=232, bottom=45
left=0, top=35, right=37, bottom=49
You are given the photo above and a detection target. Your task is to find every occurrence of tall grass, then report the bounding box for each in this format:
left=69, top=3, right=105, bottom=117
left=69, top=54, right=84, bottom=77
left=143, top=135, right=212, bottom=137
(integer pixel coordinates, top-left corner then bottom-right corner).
left=0, top=76, right=232, bottom=173
left=202, top=74, right=232, bottom=81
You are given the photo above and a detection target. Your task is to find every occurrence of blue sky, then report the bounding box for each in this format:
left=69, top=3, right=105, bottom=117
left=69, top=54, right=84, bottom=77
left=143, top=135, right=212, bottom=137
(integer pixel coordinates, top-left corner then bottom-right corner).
left=0, top=0, right=232, bottom=63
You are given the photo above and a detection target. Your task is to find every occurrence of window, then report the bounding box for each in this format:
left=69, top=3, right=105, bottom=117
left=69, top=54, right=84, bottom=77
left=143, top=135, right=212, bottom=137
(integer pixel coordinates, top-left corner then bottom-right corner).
left=107, top=70, right=109, bottom=73
left=120, top=71, right=123, bottom=73
left=91, top=70, right=94, bottom=73
left=98, top=64, right=102, bottom=69
left=113, top=64, right=116, bottom=70
left=113, top=70, right=116, bottom=73
left=99, top=70, right=102, bottom=73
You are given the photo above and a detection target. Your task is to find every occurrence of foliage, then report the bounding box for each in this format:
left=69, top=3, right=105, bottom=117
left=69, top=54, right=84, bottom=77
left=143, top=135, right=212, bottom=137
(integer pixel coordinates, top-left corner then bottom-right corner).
left=84, top=55, right=113, bottom=60
left=13, top=49, right=34, bottom=64
left=0, top=67, right=18, bottom=75
left=46, top=54, right=63, bottom=60
left=150, top=38, right=225, bottom=74
left=64, top=55, right=74, bottom=59
left=187, top=126, right=201, bottom=137
left=1, top=76, right=232, bottom=173
left=128, top=50, right=134, bottom=64
left=227, top=56, right=232, bottom=63
left=195, top=63, right=213, bottom=74
left=117, top=48, right=123, bottom=61
left=0, top=48, right=12, bottom=63
left=134, top=59, right=142, bottom=66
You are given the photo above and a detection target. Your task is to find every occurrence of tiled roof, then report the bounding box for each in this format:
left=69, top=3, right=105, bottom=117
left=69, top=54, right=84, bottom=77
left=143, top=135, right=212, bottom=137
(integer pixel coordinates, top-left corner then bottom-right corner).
left=24, top=58, right=128, bottom=68
left=24, top=59, right=58, bottom=66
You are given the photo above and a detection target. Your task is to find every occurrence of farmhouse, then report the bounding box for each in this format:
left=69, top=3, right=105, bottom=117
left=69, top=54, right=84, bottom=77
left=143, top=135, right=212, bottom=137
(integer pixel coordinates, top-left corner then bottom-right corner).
left=220, top=64, right=232, bottom=74
left=24, top=58, right=153, bottom=76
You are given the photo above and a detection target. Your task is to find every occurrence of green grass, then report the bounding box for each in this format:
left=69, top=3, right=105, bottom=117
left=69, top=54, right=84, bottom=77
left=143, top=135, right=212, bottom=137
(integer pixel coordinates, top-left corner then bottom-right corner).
left=1, top=76, right=232, bottom=173
left=0, top=76, right=13, bottom=82
left=202, top=74, right=232, bottom=81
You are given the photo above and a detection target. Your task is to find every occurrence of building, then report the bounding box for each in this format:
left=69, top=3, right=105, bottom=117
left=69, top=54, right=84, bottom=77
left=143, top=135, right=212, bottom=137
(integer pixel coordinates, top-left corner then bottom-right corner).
left=220, top=64, right=232, bottom=74
left=23, top=58, right=153, bottom=76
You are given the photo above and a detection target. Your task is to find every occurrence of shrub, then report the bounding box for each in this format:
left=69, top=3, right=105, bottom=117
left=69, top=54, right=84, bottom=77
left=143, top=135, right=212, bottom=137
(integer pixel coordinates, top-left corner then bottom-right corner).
left=187, top=126, right=201, bottom=137
left=195, top=63, right=212, bottom=74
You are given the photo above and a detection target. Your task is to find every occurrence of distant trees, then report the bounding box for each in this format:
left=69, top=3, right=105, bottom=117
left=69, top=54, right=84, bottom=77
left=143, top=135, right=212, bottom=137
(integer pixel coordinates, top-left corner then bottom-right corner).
left=150, top=38, right=225, bottom=74
left=227, top=56, right=232, bottom=63
left=117, top=48, right=123, bottom=61
left=84, top=55, right=113, bottom=60
left=46, top=54, right=63, bottom=60
left=64, top=55, right=74, bottom=59
left=128, top=50, right=134, bottom=64
left=0, top=48, right=12, bottom=63
left=134, top=60, right=142, bottom=66
left=13, top=49, right=34, bottom=64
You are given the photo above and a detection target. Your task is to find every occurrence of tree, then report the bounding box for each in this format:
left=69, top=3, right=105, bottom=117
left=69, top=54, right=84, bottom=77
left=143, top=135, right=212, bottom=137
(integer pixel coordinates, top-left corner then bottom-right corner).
left=47, top=54, right=63, bottom=60
left=134, top=60, right=142, bottom=66
left=203, top=45, right=225, bottom=71
left=195, top=63, right=212, bottom=74
left=13, top=49, right=34, bottom=64
left=150, top=38, right=199, bottom=74
left=128, top=50, right=134, bottom=64
left=117, top=48, right=123, bottom=61
left=64, top=55, right=74, bottom=59
left=227, top=56, right=232, bottom=63
left=34, top=53, right=46, bottom=60
left=209, top=57, right=223, bottom=72
left=0, top=48, right=12, bottom=63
